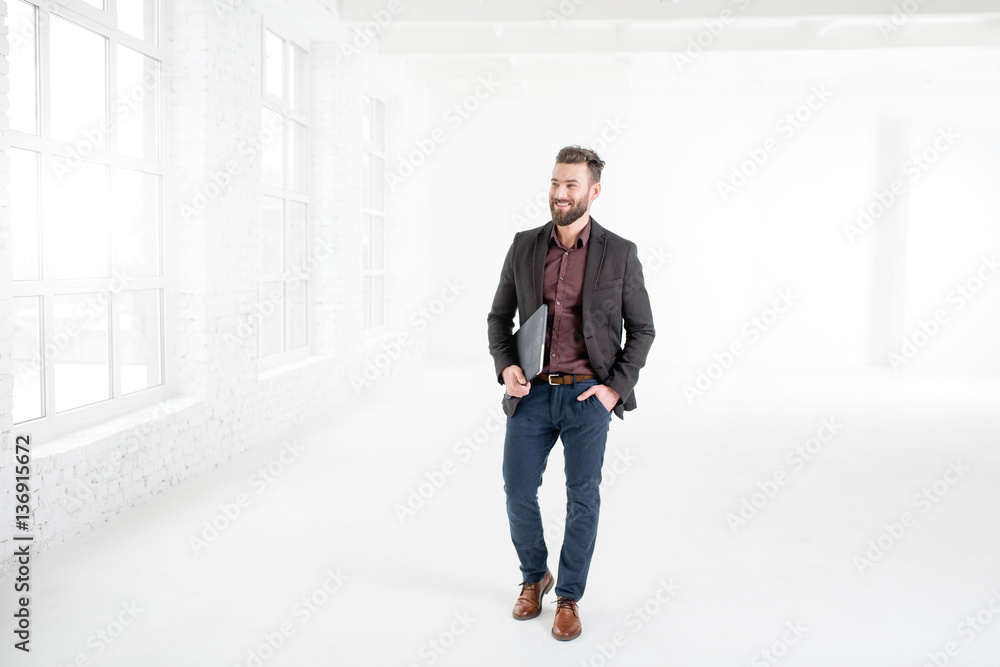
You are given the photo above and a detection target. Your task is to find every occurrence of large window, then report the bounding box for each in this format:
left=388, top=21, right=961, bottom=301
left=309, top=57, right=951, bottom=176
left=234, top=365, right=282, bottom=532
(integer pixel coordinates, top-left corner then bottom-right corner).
left=361, top=94, right=386, bottom=329
left=259, top=27, right=309, bottom=366
left=9, top=0, right=164, bottom=432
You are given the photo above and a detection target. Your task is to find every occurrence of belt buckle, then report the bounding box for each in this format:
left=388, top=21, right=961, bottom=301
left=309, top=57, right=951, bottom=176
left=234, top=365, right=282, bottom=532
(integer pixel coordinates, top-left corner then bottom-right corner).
left=547, top=372, right=563, bottom=385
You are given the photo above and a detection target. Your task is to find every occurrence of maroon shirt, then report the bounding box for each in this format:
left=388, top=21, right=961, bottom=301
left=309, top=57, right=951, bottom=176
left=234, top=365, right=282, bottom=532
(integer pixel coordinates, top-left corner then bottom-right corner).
left=541, top=219, right=596, bottom=376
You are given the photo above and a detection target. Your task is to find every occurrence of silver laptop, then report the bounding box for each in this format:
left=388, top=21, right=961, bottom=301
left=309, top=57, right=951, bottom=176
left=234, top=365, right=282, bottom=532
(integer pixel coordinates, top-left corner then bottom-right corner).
left=513, top=304, right=547, bottom=381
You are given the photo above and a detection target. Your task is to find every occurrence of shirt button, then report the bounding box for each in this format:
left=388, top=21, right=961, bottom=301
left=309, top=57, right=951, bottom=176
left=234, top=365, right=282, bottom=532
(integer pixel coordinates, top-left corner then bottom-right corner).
left=556, top=301, right=560, bottom=306
left=563, top=252, right=568, bottom=256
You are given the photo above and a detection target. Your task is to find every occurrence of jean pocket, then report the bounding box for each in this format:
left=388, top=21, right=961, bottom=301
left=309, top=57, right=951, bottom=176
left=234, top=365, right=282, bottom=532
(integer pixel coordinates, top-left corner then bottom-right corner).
left=587, top=394, right=612, bottom=413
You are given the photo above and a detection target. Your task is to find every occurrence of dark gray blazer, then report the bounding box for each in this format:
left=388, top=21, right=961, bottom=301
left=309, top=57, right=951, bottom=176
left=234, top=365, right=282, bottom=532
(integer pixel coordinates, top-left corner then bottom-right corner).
left=487, top=217, right=655, bottom=419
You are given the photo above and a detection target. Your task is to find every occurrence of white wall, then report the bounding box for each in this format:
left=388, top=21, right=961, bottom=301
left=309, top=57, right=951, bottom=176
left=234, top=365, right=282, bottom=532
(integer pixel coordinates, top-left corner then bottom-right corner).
left=405, top=49, right=1000, bottom=376
left=3, top=5, right=999, bottom=570
left=0, top=0, right=428, bottom=566
left=0, top=0, right=13, bottom=577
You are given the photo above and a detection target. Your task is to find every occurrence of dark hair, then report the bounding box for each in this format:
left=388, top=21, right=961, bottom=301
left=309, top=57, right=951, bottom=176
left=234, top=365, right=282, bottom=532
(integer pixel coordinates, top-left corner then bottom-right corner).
left=555, top=145, right=605, bottom=184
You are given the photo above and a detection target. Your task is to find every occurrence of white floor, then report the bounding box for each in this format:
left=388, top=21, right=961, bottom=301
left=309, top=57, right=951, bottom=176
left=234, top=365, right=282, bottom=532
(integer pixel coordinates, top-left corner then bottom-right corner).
left=3, top=361, right=1000, bottom=667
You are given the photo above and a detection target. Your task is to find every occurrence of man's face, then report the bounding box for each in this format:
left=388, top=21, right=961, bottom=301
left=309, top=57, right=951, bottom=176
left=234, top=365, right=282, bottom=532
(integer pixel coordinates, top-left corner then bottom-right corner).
left=550, top=162, right=600, bottom=227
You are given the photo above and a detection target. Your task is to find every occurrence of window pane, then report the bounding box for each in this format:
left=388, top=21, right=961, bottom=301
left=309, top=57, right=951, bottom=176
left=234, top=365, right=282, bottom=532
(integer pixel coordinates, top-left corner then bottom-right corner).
left=116, top=45, right=160, bottom=160
left=46, top=159, right=110, bottom=279
left=371, top=275, right=384, bottom=327
left=289, top=121, right=308, bottom=193
left=286, top=201, right=307, bottom=272
left=363, top=275, right=384, bottom=329
left=362, top=275, right=372, bottom=328
left=114, top=169, right=161, bottom=277
left=119, top=289, right=162, bottom=395
left=290, top=44, right=307, bottom=112
left=80, top=0, right=105, bottom=9
left=372, top=155, right=385, bottom=210
left=374, top=99, right=385, bottom=152
left=118, top=0, right=147, bottom=41
left=50, top=15, right=108, bottom=147
left=264, top=30, right=283, bottom=98
left=52, top=293, right=111, bottom=412
left=262, top=108, right=284, bottom=187
left=362, top=95, right=373, bottom=145
left=262, top=197, right=283, bottom=272
left=361, top=151, right=372, bottom=208
left=259, top=281, right=283, bottom=357
left=286, top=281, right=307, bottom=349
left=9, top=0, right=38, bottom=134
left=11, top=148, right=40, bottom=280
left=361, top=213, right=372, bottom=271
left=13, top=297, right=43, bottom=424
left=371, top=216, right=385, bottom=271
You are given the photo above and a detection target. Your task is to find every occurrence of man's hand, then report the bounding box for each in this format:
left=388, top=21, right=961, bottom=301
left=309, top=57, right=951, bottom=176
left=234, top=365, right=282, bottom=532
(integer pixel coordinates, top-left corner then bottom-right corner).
left=502, top=365, right=531, bottom=397
left=578, top=384, right=620, bottom=412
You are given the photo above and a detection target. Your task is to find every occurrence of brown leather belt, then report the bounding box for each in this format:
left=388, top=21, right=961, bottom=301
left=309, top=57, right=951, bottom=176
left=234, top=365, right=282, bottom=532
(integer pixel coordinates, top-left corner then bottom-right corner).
left=534, top=373, right=596, bottom=385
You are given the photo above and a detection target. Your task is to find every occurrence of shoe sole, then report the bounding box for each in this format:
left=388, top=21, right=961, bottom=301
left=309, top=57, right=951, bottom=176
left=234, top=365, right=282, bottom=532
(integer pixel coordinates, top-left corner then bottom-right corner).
left=551, top=628, right=581, bottom=641
left=512, top=574, right=554, bottom=621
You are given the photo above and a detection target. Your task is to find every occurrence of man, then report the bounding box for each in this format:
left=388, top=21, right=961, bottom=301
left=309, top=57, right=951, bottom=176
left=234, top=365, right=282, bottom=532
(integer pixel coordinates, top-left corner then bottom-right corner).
left=487, top=145, right=655, bottom=641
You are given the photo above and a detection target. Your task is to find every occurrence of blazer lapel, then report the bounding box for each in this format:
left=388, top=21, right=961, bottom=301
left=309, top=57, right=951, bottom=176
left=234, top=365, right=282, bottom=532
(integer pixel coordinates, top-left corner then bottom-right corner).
left=582, top=217, right=607, bottom=318
left=531, top=221, right=553, bottom=313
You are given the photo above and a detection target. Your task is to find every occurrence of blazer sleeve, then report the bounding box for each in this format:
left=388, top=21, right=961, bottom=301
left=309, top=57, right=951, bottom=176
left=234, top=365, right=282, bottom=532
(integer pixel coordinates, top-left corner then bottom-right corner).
left=603, top=241, right=655, bottom=405
left=487, top=235, right=521, bottom=384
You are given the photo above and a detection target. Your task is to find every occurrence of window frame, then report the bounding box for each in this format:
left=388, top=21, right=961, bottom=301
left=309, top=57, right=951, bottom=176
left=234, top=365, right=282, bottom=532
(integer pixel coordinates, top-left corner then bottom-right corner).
left=9, top=0, right=169, bottom=441
left=361, top=93, right=387, bottom=332
left=257, top=21, right=312, bottom=372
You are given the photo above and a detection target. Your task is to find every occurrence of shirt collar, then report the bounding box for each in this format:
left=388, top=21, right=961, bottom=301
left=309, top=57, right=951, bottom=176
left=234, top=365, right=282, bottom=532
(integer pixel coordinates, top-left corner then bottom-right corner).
left=549, top=216, right=591, bottom=251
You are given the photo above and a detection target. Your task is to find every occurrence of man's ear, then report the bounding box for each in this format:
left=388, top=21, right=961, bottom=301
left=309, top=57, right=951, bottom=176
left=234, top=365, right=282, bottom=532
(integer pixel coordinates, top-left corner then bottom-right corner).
left=591, top=181, right=602, bottom=202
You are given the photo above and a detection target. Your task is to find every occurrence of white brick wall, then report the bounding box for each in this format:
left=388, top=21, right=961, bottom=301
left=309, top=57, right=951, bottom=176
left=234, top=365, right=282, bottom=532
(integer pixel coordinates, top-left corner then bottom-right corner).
left=0, top=0, right=428, bottom=570
left=1, top=0, right=14, bottom=576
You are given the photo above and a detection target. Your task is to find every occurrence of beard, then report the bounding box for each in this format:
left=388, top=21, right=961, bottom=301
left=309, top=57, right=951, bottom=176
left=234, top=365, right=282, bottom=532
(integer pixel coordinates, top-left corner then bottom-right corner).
left=549, top=195, right=589, bottom=226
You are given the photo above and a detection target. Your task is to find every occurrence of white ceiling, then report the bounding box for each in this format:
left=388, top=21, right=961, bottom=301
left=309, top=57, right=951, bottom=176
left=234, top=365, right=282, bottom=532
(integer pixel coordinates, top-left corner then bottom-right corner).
left=337, top=0, right=1000, bottom=22
left=331, top=0, right=1000, bottom=85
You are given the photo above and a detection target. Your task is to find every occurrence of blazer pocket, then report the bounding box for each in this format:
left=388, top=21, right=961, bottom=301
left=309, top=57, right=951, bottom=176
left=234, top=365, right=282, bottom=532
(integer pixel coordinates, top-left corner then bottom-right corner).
left=594, top=277, right=624, bottom=291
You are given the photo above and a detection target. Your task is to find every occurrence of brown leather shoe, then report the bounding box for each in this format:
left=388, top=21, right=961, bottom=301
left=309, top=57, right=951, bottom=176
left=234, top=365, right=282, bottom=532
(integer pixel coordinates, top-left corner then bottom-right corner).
left=512, top=570, right=553, bottom=620
left=551, top=597, right=581, bottom=641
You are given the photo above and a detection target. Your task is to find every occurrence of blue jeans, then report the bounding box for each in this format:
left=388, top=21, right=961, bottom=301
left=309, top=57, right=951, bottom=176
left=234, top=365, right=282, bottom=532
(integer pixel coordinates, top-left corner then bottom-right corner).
left=502, top=378, right=612, bottom=600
